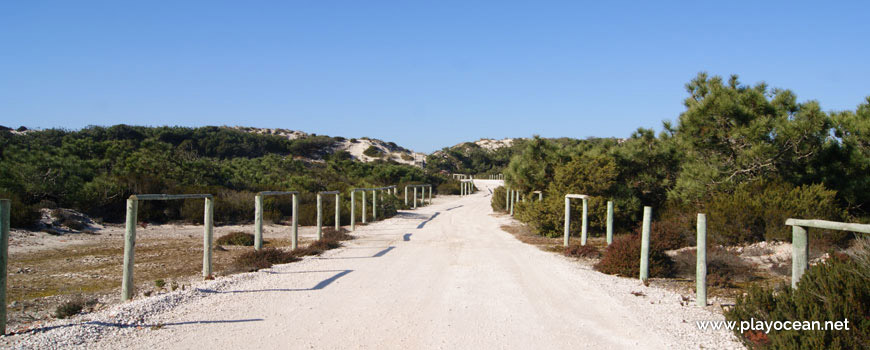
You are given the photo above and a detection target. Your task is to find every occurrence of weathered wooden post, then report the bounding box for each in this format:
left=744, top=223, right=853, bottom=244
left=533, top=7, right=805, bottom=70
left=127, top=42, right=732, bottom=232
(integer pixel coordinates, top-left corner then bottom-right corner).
left=254, top=194, right=264, bottom=250
left=696, top=213, right=707, bottom=307
left=351, top=191, right=356, bottom=231
left=404, top=186, right=409, bottom=206
left=639, top=206, right=652, bottom=282
left=334, top=193, right=340, bottom=231
left=606, top=201, right=614, bottom=245
left=254, top=191, right=299, bottom=248
left=785, top=219, right=870, bottom=288
left=509, top=190, right=515, bottom=216
left=505, top=187, right=510, bottom=212
left=581, top=198, right=588, bottom=246
left=361, top=190, right=367, bottom=224
left=121, top=198, right=138, bottom=301
left=563, top=196, right=571, bottom=247
left=0, top=199, right=10, bottom=335
left=291, top=193, right=299, bottom=250
left=413, top=187, right=418, bottom=209
left=372, top=189, right=377, bottom=221
left=203, top=197, right=214, bottom=278
left=316, top=193, right=323, bottom=239
left=791, top=224, right=808, bottom=289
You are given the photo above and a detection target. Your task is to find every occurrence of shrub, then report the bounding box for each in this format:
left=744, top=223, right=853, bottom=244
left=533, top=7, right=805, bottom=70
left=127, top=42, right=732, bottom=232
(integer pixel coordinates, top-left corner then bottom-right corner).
left=322, top=227, right=353, bottom=241
left=594, top=234, right=675, bottom=278
left=401, top=153, right=414, bottom=161
left=363, top=145, right=383, bottom=157
left=673, top=246, right=756, bottom=288
left=491, top=186, right=507, bottom=212
left=438, top=180, right=461, bottom=196
left=233, top=248, right=299, bottom=271
left=216, top=231, right=255, bottom=246
left=54, top=296, right=94, bottom=319
left=725, top=238, right=870, bottom=349
left=704, top=180, right=847, bottom=245
left=154, top=279, right=166, bottom=288
left=564, top=244, right=600, bottom=258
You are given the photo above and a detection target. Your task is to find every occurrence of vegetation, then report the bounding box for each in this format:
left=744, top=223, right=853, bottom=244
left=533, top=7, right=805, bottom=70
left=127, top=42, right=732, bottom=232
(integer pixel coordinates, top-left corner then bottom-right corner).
left=363, top=145, right=383, bottom=158
left=564, top=244, right=600, bottom=258
left=0, top=125, right=448, bottom=228
left=725, top=238, right=870, bottom=349
left=216, top=231, right=255, bottom=246
left=233, top=248, right=299, bottom=272
left=594, top=234, right=675, bottom=278
left=492, top=73, right=869, bottom=247
left=54, top=296, right=95, bottom=319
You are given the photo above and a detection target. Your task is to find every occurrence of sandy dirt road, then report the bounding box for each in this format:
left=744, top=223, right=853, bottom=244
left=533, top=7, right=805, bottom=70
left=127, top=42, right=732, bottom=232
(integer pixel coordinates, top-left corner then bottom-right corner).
left=10, top=180, right=742, bottom=349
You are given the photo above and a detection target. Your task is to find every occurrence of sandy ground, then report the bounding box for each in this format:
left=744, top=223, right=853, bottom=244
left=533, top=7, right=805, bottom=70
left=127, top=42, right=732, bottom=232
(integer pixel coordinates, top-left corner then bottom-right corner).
left=3, top=180, right=743, bottom=349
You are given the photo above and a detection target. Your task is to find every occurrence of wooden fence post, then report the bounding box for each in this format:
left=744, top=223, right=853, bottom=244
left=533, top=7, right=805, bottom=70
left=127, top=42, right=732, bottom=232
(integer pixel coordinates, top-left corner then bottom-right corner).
left=606, top=201, right=613, bottom=245
left=696, top=213, right=707, bottom=306
left=254, top=194, right=264, bottom=250
left=121, top=198, right=138, bottom=301
left=639, top=206, right=652, bottom=282
left=203, top=197, right=214, bottom=278
left=0, top=199, right=10, bottom=334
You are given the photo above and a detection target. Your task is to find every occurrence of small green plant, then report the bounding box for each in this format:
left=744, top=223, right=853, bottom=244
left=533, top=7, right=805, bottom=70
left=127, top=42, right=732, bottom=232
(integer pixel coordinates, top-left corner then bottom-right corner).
left=233, top=248, right=299, bottom=271
left=725, top=239, right=870, bottom=349
left=154, top=279, right=166, bottom=288
left=54, top=296, right=94, bottom=319
left=363, top=145, right=383, bottom=157
left=673, top=246, right=756, bottom=288
left=216, top=231, right=255, bottom=246
left=594, top=234, right=675, bottom=278
left=564, top=244, right=600, bottom=258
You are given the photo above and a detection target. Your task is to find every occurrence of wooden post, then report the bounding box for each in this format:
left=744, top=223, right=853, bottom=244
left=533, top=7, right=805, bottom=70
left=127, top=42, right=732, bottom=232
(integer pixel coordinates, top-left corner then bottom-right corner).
left=404, top=186, right=408, bottom=206
left=563, top=196, right=571, bottom=247
left=0, top=199, right=10, bottom=335
left=413, top=187, right=418, bottom=209
left=334, top=193, right=340, bottom=231
left=121, top=198, right=138, bottom=301
left=291, top=194, right=298, bottom=250
left=428, top=186, right=432, bottom=204
left=316, top=193, right=323, bottom=240
left=203, top=197, right=214, bottom=278
left=791, top=225, right=808, bottom=289
left=696, top=213, right=707, bottom=307
left=254, top=194, right=264, bottom=250
left=606, top=201, right=613, bottom=245
left=581, top=198, right=588, bottom=246
left=505, top=187, right=510, bottom=211
left=361, top=191, right=367, bottom=223
left=639, top=206, right=652, bottom=282
left=351, top=191, right=356, bottom=231
left=372, top=190, right=377, bottom=221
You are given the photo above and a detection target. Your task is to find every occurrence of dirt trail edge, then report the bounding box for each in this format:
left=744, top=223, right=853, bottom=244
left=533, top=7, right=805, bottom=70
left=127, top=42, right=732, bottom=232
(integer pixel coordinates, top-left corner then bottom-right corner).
left=4, top=180, right=743, bottom=350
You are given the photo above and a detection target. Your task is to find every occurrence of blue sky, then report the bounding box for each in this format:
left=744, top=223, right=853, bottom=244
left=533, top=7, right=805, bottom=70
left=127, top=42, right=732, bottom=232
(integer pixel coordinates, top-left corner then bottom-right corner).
left=2, top=1, right=868, bottom=152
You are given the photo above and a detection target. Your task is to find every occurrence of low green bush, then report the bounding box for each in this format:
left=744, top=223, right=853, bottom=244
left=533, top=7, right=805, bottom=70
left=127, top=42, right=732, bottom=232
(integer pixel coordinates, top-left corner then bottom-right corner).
left=438, top=180, right=461, bottom=196
left=704, top=180, right=847, bottom=245
left=363, top=145, right=383, bottom=157
left=564, top=244, right=600, bottom=258
left=594, top=234, right=675, bottom=278
left=673, top=246, right=756, bottom=288
left=233, top=248, right=299, bottom=271
left=725, top=238, right=870, bottom=349
left=491, top=186, right=507, bottom=212
left=216, top=231, right=255, bottom=246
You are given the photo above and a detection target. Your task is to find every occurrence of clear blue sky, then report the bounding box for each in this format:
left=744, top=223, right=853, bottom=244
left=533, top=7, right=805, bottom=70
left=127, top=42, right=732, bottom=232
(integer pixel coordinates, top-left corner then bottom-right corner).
left=2, top=1, right=868, bottom=152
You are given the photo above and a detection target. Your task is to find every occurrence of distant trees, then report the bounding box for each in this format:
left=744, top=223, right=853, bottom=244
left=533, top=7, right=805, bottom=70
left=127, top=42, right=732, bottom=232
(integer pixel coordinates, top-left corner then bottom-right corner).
left=0, top=126, right=444, bottom=227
